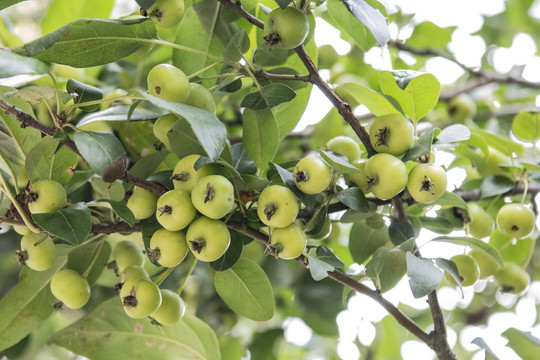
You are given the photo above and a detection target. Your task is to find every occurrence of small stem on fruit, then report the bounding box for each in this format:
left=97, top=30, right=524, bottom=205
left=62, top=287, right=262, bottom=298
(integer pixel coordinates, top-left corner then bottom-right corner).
left=171, top=172, right=190, bottom=182
left=264, top=204, right=277, bottom=222
left=520, top=179, right=529, bottom=205
left=152, top=266, right=175, bottom=286
left=520, top=236, right=535, bottom=269
left=176, top=255, right=198, bottom=295
left=0, top=170, right=40, bottom=233
left=187, top=62, right=223, bottom=79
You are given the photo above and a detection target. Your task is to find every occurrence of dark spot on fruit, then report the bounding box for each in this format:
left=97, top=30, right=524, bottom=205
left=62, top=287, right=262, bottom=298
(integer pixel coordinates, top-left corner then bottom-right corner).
left=154, top=86, right=161, bottom=95
left=375, top=127, right=390, bottom=147
left=189, top=238, right=205, bottom=254
left=295, top=170, right=308, bottom=183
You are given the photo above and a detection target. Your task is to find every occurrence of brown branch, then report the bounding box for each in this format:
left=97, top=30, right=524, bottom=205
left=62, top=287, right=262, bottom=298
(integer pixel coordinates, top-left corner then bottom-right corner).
left=225, top=220, right=430, bottom=344
left=0, top=96, right=167, bottom=196
left=218, top=0, right=264, bottom=28
left=252, top=68, right=311, bottom=82
left=91, top=222, right=141, bottom=234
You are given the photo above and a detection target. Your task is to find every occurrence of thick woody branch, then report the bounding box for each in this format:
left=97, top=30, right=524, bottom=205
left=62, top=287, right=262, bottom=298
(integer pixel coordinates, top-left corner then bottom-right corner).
left=91, top=222, right=141, bottom=234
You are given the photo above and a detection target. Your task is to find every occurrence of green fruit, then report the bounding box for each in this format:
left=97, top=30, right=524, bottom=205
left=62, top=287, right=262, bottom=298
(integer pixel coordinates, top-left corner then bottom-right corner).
left=13, top=225, right=30, bottom=235
left=121, top=265, right=149, bottom=282
left=468, top=250, right=500, bottom=279
left=318, top=44, right=339, bottom=69
left=496, top=203, right=536, bottom=239
left=494, top=263, right=530, bottom=294
left=406, top=163, right=447, bottom=203
left=156, top=189, right=196, bottom=231
left=257, top=185, right=299, bottom=228
left=19, top=232, right=56, bottom=271
left=191, top=175, right=235, bottom=219
left=270, top=223, right=307, bottom=259
left=364, top=153, right=408, bottom=200
left=186, top=216, right=230, bottom=262
left=448, top=93, right=476, bottom=123
left=113, top=240, right=145, bottom=272
left=147, top=64, right=190, bottom=102
left=120, top=277, right=162, bottom=318
left=50, top=269, right=91, bottom=309
left=467, top=203, right=495, bottom=239
left=184, top=83, right=216, bottom=114
left=151, top=289, right=186, bottom=325
left=127, top=186, right=158, bottom=220
left=264, top=7, right=309, bottom=49
left=152, top=114, right=178, bottom=151
left=149, top=228, right=189, bottom=267
left=293, top=156, right=332, bottom=195
left=326, top=136, right=361, bottom=162
left=444, top=254, right=479, bottom=287
left=172, top=154, right=215, bottom=193
left=369, top=114, right=414, bottom=156
left=28, top=179, right=67, bottom=214
left=146, top=0, right=185, bottom=28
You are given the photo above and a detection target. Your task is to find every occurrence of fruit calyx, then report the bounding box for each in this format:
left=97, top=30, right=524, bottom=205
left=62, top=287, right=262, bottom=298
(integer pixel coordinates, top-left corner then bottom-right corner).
left=366, top=176, right=378, bottom=190
left=264, top=203, right=277, bottom=221
left=15, top=249, right=28, bottom=265
left=374, top=127, right=390, bottom=147
left=419, top=175, right=435, bottom=195
left=189, top=238, right=206, bottom=254
left=148, top=247, right=161, bottom=262
left=295, top=170, right=308, bottom=183
left=123, top=286, right=138, bottom=308
left=263, top=33, right=280, bottom=48
left=158, top=205, right=173, bottom=216
left=204, top=183, right=215, bottom=203
left=171, top=172, right=190, bottom=182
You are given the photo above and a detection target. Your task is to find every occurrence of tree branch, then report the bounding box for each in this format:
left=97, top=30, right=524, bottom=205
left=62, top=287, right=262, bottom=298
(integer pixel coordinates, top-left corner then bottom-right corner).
left=225, top=220, right=430, bottom=344
left=91, top=222, right=141, bottom=234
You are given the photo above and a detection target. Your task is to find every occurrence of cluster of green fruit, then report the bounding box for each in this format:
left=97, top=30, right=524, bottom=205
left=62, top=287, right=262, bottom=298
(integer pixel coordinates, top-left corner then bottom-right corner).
left=113, top=240, right=185, bottom=325
left=442, top=202, right=535, bottom=293
left=330, top=114, right=447, bottom=203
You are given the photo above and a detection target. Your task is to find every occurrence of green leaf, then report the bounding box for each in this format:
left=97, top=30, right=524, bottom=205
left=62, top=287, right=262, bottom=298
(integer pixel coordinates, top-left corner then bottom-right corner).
left=0, top=0, right=25, bottom=11
left=337, top=187, right=369, bottom=212
left=5, top=85, right=56, bottom=104
left=489, top=229, right=533, bottom=264
left=223, top=29, right=250, bottom=63
left=435, top=257, right=463, bottom=290
left=431, top=236, right=503, bottom=267
left=334, top=83, right=401, bottom=116
left=379, top=70, right=440, bottom=122
left=429, top=191, right=468, bottom=209
left=0, top=245, right=69, bottom=352
left=502, top=328, right=540, bottom=359
left=242, top=109, right=279, bottom=170
left=90, top=176, right=125, bottom=201
left=512, top=111, right=540, bottom=142
left=25, top=136, right=77, bottom=185
left=307, top=253, right=335, bottom=281
left=315, top=245, right=345, bottom=268
left=241, top=84, right=296, bottom=110
left=32, top=203, right=92, bottom=245
left=406, top=252, right=443, bottom=298
left=419, top=216, right=455, bottom=234
left=172, top=0, right=226, bottom=80
left=67, top=239, right=111, bottom=286
left=66, top=79, right=103, bottom=112
left=326, top=0, right=376, bottom=51
left=318, top=149, right=360, bottom=174
left=41, top=0, right=114, bottom=35
left=77, top=106, right=163, bottom=126
left=214, top=258, right=275, bottom=321
left=74, top=131, right=126, bottom=174
left=388, top=219, right=415, bottom=245
left=338, top=0, right=390, bottom=46
left=50, top=297, right=221, bottom=360
left=435, top=124, right=471, bottom=144
left=230, top=143, right=257, bottom=175
left=0, top=49, right=49, bottom=77
left=140, top=92, right=226, bottom=161
left=274, top=0, right=293, bottom=9
left=98, top=199, right=136, bottom=227
left=349, top=219, right=389, bottom=264
left=366, top=247, right=407, bottom=293
left=210, top=231, right=244, bottom=272
left=471, top=337, right=501, bottom=360
left=479, top=175, right=515, bottom=199
left=13, top=18, right=157, bottom=68
left=406, top=22, right=455, bottom=50
left=401, top=129, right=435, bottom=162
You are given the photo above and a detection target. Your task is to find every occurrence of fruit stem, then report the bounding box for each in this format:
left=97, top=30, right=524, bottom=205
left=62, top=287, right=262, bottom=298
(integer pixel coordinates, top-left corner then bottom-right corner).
left=0, top=170, right=41, bottom=233
left=152, top=266, right=175, bottom=286
left=176, top=255, right=198, bottom=295
left=520, top=179, right=529, bottom=205
left=187, top=62, right=223, bottom=80
left=520, top=236, right=535, bottom=270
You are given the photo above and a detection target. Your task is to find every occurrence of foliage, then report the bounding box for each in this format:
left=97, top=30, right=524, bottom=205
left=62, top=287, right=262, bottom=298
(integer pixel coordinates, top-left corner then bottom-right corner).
left=0, top=0, right=539, bottom=360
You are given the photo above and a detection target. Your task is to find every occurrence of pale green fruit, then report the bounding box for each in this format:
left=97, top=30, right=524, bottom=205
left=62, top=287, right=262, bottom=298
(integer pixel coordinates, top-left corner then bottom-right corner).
left=50, top=269, right=91, bottom=309
left=149, top=229, right=189, bottom=267
left=20, top=232, right=56, bottom=271
left=113, top=240, right=145, bottom=272
left=186, top=216, right=230, bottom=262
left=264, top=7, right=309, bottom=49
left=469, top=250, right=500, bottom=279
left=257, top=185, right=299, bottom=228
left=147, top=0, right=185, bottom=28
left=270, top=223, right=307, bottom=259
left=293, top=156, right=332, bottom=195
left=184, top=83, right=216, bottom=114
left=495, top=262, right=530, bottom=294
left=120, top=277, right=162, bottom=318
left=127, top=186, right=158, bottom=220
left=191, top=175, right=235, bottom=219
left=156, top=189, right=196, bottom=231
left=326, top=136, right=361, bottom=162
left=172, top=154, right=215, bottom=193
left=28, top=180, right=67, bottom=214
left=153, top=114, right=178, bottom=151
left=467, top=203, right=495, bottom=239
left=151, top=289, right=186, bottom=325
left=444, top=254, right=479, bottom=287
